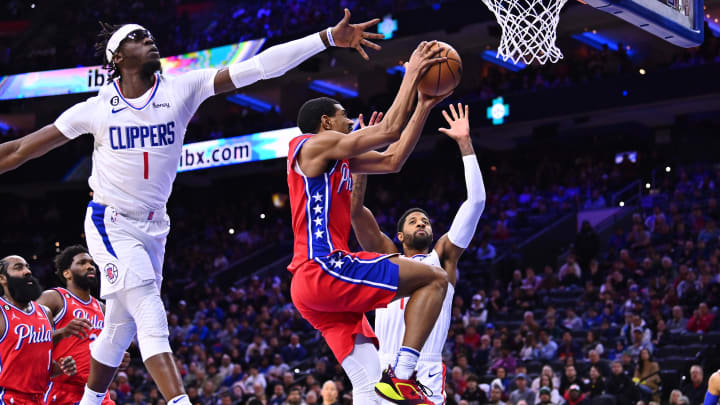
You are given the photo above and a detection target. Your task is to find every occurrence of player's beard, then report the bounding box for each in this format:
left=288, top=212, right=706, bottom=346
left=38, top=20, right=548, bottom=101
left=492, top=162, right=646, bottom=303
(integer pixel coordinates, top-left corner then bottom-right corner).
left=73, top=270, right=98, bottom=291
left=404, top=230, right=433, bottom=251
left=5, top=274, right=42, bottom=305
left=142, top=59, right=162, bottom=77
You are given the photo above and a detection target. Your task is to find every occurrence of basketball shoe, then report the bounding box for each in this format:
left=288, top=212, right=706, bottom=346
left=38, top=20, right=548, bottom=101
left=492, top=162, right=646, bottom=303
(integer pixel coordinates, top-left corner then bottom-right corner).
left=375, top=364, right=434, bottom=404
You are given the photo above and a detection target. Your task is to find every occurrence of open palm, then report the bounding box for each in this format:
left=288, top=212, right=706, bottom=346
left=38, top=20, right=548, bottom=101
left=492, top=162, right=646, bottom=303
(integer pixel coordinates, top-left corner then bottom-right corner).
left=439, top=103, right=470, bottom=141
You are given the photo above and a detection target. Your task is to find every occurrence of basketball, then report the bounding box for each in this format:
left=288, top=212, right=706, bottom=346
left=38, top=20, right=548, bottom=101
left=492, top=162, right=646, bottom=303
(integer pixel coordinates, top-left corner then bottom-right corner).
left=417, top=41, right=463, bottom=97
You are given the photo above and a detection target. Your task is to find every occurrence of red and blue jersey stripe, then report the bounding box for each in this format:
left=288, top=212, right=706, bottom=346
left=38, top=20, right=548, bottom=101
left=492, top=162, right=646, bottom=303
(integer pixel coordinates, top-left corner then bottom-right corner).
left=288, top=134, right=353, bottom=273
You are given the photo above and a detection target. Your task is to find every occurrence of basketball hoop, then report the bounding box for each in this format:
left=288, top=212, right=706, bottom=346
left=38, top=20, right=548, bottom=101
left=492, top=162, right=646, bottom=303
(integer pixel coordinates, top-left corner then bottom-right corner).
left=482, top=0, right=569, bottom=65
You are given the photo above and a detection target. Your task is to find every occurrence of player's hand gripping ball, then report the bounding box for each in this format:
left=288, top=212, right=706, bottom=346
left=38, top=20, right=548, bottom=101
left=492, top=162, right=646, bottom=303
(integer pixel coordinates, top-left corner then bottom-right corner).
left=417, top=41, right=463, bottom=97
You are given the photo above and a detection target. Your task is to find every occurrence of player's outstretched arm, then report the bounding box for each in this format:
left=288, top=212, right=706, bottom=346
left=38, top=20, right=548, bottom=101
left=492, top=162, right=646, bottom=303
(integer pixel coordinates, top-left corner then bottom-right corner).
left=434, top=104, right=486, bottom=272
left=0, top=125, right=70, bottom=175
left=213, top=8, right=384, bottom=94
left=350, top=89, right=451, bottom=174
left=298, top=42, right=445, bottom=177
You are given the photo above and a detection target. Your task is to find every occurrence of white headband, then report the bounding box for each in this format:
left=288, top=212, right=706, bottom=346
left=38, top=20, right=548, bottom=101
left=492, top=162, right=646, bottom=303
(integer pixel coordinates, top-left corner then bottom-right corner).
left=105, top=24, right=147, bottom=63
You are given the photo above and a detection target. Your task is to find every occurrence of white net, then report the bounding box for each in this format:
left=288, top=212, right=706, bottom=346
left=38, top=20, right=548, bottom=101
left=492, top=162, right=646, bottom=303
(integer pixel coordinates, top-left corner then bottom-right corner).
left=482, top=0, right=569, bottom=65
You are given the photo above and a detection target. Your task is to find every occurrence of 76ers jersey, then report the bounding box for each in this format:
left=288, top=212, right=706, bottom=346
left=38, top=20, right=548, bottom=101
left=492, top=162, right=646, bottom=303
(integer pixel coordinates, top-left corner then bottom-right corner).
left=287, top=134, right=354, bottom=272
left=375, top=250, right=454, bottom=358
left=50, top=288, right=104, bottom=386
left=54, top=69, right=217, bottom=213
left=0, top=298, right=53, bottom=394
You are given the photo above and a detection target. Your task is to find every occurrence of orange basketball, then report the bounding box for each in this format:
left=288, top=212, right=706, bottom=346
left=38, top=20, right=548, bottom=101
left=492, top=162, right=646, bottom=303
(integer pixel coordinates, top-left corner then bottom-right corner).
left=418, top=41, right=463, bottom=97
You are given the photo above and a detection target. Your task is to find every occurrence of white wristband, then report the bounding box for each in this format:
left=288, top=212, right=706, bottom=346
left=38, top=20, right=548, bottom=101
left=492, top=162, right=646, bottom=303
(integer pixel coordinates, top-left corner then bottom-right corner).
left=326, top=27, right=336, bottom=47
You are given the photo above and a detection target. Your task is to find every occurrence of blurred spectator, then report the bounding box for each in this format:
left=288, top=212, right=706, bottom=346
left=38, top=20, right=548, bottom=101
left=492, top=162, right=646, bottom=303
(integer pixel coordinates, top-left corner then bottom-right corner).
left=537, top=330, right=559, bottom=361
left=668, top=306, right=689, bottom=334
left=586, top=366, right=606, bottom=398
left=559, top=254, right=582, bottom=286
left=510, top=374, right=536, bottom=405
left=562, top=384, right=590, bottom=405
left=680, top=365, right=707, bottom=405
left=687, top=302, right=715, bottom=333
left=606, top=361, right=638, bottom=405
left=320, top=380, right=340, bottom=405
left=537, top=386, right=557, bottom=405
left=560, top=366, right=584, bottom=395
left=575, top=221, right=600, bottom=270
left=461, top=374, right=486, bottom=405
left=633, top=349, right=660, bottom=402
left=477, top=238, right=497, bottom=261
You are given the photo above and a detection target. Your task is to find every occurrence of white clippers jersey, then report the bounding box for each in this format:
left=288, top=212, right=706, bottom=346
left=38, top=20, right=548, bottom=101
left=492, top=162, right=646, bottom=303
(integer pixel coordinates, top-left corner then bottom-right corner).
left=54, top=69, right=216, bottom=213
left=375, top=249, right=455, bottom=358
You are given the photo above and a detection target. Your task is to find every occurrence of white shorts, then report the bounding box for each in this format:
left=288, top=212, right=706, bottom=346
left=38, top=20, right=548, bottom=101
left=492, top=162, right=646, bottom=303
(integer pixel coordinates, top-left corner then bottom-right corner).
left=379, top=353, right=447, bottom=405
left=84, top=201, right=169, bottom=298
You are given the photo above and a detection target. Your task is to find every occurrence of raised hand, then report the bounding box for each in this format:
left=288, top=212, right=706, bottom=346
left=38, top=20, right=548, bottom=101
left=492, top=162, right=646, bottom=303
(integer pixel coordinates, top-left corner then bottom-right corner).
left=357, top=111, right=384, bottom=130
left=331, top=9, right=385, bottom=60
left=439, top=103, right=470, bottom=142
left=405, top=41, right=447, bottom=80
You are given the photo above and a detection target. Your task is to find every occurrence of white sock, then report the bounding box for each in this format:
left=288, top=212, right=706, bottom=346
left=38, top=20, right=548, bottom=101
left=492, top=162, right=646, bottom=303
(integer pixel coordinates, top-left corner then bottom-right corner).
left=393, top=346, right=420, bottom=380
left=169, top=394, right=192, bottom=405
left=78, top=386, right=105, bottom=405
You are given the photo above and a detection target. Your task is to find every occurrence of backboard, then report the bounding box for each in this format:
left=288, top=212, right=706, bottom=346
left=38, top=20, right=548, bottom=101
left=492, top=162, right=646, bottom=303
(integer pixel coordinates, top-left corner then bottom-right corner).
left=582, top=0, right=704, bottom=47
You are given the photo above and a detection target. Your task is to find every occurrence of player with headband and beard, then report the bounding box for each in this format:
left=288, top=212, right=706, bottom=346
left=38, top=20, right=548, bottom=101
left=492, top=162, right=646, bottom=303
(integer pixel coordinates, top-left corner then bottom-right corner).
left=0, top=256, right=78, bottom=405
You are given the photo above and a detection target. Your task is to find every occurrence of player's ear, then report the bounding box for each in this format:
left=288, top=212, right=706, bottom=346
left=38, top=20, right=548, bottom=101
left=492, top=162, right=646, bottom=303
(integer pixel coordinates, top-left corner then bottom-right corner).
left=397, top=232, right=404, bottom=242
left=63, top=269, right=71, bottom=281
left=320, top=115, right=332, bottom=131
left=113, top=51, right=123, bottom=67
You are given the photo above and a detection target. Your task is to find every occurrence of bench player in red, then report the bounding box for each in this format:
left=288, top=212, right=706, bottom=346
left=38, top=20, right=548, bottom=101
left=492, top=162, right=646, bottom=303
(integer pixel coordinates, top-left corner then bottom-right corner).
left=0, top=255, right=77, bottom=405
left=287, top=41, right=451, bottom=404
left=38, top=246, right=130, bottom=405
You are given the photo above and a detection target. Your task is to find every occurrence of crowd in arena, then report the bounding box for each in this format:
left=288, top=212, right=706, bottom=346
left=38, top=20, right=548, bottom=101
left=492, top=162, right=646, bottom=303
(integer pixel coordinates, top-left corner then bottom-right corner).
left=2, top=152, right=717, bottom=405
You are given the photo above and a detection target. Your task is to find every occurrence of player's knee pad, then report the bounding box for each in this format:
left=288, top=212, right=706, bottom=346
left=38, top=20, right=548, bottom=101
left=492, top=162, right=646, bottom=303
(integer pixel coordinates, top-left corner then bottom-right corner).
left=124, top=282, right=171, bottom=361
left=91, top=319, right=137, bottom=367
left=341, top=335, right=381, bottom=402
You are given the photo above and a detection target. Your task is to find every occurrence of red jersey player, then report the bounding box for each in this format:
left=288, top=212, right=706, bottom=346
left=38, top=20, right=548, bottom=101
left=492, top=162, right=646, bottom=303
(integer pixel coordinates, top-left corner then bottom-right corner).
left=0, top=255, right=77, bottom=405
left=288, top=41, right=452, bottom=404
left=38, top=246, right=130, bottom=405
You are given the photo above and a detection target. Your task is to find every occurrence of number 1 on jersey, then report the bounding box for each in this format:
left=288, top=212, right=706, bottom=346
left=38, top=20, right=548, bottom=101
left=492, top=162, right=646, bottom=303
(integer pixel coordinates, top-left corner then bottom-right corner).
left=143, top=152, right=149, bottom=179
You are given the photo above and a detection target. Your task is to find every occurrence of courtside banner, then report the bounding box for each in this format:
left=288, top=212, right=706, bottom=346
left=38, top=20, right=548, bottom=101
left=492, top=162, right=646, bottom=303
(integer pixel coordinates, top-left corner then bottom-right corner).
left=177, top=127, right=301, bottom=172
left=0, top=38, right=266, bottom=100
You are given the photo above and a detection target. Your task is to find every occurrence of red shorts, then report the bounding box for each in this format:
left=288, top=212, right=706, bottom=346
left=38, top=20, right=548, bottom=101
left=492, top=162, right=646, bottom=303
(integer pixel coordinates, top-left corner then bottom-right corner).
left=291, top=250, right=399, bottom=363
left=0, top=388, right=45, bottom=405
left=43, top=382, right=115, bottom=405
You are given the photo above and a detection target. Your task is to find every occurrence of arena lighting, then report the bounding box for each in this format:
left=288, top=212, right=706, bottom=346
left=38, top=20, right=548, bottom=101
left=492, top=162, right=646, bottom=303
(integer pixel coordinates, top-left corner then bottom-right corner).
left=378, top=14, right=398, bottom=39
left=619, top=201, right=625, bottom=207
left=639, top=68, right=646, bottom=75
left=228, top=228, right=235, bottom=235
left=260, top=213, right=266, bottom=219
left=386, top=65, right=406, bottom=75
left=706, top=15, right=720, bottom=36
left=482, top=50, right=526, bottom=72
left=308, top=80, right=358, bottom=98
left=0, top=38, right=266, bottom=100
left=645, top=182, right=651, bottom=189
left=666, top=166, right=672, bottom=172
left=570, top=32, right=636, bottom=56
left=486, top=97, right=509, bottom=125
left=226, top=93, right=275, bottom=113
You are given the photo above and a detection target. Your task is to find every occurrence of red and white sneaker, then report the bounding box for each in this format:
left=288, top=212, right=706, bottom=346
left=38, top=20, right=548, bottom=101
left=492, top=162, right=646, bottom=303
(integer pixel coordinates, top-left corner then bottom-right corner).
left=375, top=365, right=434, bottom=404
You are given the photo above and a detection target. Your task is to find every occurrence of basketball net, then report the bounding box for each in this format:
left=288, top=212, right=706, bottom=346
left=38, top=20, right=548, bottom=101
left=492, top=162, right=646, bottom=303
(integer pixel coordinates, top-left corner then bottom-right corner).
left=482, top=0, right=569, bottom=65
